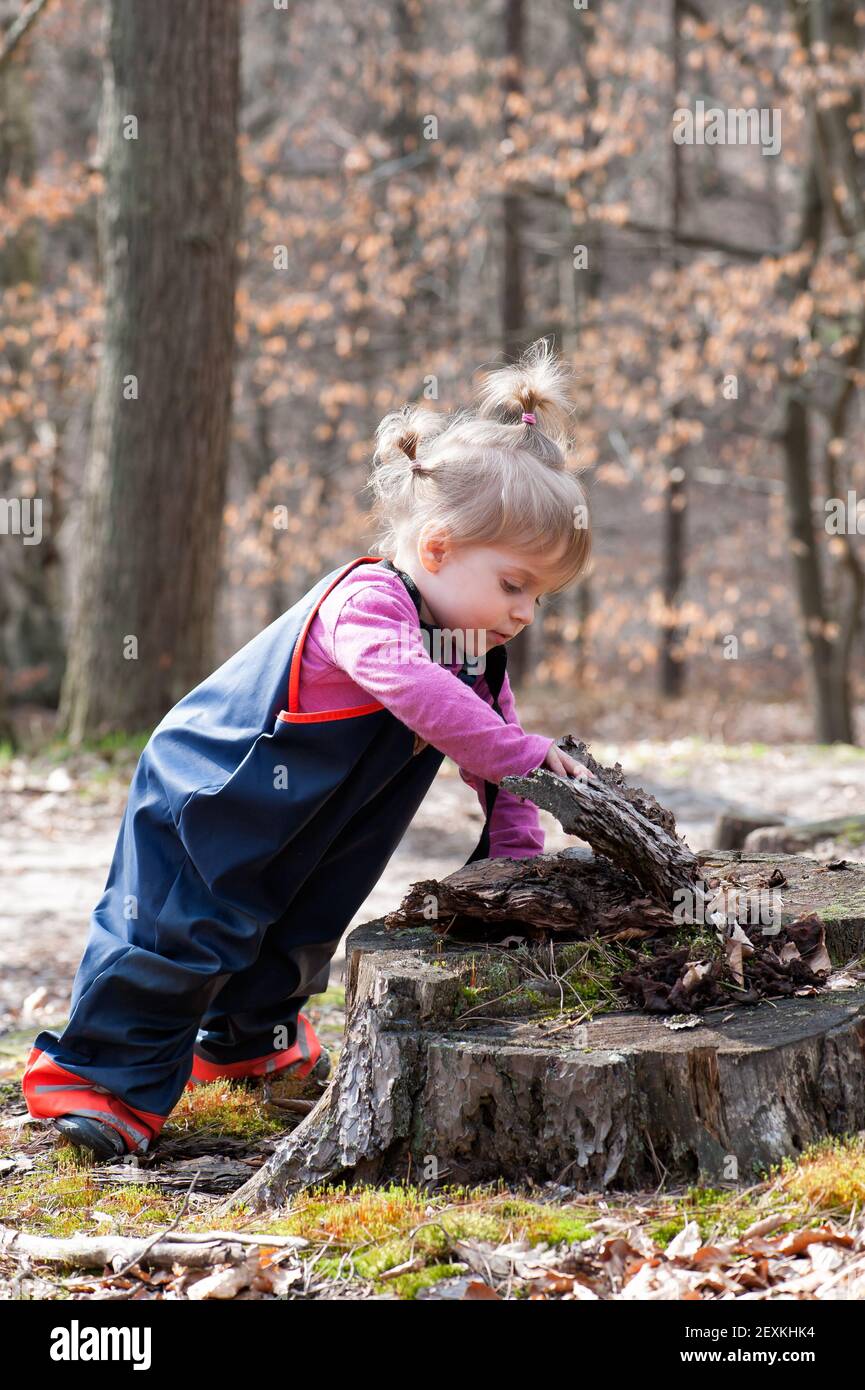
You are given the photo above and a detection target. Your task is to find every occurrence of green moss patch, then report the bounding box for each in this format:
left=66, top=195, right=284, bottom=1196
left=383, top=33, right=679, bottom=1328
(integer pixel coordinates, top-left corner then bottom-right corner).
left=451, top=940, right=632, bottom=1021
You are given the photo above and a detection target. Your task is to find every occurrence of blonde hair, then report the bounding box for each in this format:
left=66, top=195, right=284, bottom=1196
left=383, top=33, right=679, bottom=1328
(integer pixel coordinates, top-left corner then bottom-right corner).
left=363, top=337, right=592, bottom=594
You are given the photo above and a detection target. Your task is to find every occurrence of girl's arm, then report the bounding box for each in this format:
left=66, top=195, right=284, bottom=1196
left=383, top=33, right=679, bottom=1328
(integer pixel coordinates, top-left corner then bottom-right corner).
left=327, top=581, right=555, bottom=787
left=458, top=667, right=545, bottom=859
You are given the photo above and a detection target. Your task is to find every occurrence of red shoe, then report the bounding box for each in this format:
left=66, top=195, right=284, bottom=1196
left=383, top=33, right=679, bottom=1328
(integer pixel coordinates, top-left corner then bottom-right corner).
left=21, top=1049, right=165, bottom=1156
left=185, top=1012, right=330, bottom=1091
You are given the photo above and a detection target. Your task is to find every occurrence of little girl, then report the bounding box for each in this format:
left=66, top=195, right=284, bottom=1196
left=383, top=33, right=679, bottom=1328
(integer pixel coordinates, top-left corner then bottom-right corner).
left=22, top=337, right=594, bottom=1159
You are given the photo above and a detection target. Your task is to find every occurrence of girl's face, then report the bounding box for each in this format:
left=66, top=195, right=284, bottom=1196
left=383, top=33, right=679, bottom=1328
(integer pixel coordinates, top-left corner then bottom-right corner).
left=403, top=530, right=566, bottom=654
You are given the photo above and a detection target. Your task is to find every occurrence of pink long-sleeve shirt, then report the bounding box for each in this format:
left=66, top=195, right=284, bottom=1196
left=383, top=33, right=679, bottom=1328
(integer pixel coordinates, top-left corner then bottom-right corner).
left=296, top=562, right=554, bottom=859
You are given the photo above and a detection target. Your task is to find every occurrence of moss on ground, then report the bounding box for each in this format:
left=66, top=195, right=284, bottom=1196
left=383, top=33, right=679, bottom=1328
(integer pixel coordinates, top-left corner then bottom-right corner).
left=243, top=1179, right=598, bottom=1295
left=647, top=1133, right=865, bottom=1249
left=4, top=1135, right=865, bottom=1296
left=165, top=1080, right=289, bottom=1141
left=0, top=1164, right=179, bottom=1240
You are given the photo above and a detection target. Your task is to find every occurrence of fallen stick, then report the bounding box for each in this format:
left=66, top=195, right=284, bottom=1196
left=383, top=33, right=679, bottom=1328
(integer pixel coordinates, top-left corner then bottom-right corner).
left=0, top=1225, right=308, bottom=1272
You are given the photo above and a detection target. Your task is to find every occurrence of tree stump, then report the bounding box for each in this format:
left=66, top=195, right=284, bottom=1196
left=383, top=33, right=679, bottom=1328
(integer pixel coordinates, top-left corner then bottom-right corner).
left=714, top=810, right=786, bottom=850
left=225, top=849, right=865, bottom=1211
left=744, top=815, right=865, bottom=855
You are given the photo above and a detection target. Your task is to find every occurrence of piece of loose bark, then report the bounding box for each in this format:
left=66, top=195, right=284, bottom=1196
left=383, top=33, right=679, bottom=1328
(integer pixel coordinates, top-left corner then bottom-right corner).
left=384, top=851, right=669, bottom=942
left=500, top=736, right=705, bottom=910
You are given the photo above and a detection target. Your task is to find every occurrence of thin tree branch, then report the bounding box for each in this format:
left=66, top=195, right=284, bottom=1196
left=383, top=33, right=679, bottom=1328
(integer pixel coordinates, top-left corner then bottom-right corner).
left=0, top=0, right=53, bottom=71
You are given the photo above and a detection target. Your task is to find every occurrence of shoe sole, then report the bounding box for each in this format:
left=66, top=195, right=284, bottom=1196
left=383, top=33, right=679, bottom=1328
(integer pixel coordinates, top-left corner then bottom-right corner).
left=53, top=1115, right=127, bottom=1160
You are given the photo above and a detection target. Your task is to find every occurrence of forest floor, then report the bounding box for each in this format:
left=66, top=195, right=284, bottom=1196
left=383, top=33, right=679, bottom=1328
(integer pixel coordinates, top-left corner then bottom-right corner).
left=2, top=692, right=865, bottom=1299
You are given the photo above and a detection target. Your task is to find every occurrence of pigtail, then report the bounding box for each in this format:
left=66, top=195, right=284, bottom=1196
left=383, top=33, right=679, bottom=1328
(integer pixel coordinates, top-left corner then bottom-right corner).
left=372, top=403, right=444, bottom=470
left=363, top=403, right=447, bottom=553
left=473, top=336, right=578, bottom=452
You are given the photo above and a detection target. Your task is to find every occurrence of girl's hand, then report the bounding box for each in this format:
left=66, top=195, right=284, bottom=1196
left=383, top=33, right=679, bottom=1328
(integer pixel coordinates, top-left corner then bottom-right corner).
left=542, top=744, right=597, bottom=783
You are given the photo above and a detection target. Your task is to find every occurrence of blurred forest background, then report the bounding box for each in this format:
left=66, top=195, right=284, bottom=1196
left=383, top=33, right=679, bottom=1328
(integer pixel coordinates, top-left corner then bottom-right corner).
left=0, top=0, right=864, bottom=751
left=3, top=0, right=865, bottom=1300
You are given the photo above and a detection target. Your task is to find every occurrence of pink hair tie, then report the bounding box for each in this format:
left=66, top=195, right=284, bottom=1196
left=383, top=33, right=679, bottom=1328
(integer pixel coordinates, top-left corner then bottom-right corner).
left=521, top=411, right=536, bottom=425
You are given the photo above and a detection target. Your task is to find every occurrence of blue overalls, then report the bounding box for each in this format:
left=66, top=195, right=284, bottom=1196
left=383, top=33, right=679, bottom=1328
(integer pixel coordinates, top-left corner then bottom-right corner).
left=22, top=555, right=506, bottom=1146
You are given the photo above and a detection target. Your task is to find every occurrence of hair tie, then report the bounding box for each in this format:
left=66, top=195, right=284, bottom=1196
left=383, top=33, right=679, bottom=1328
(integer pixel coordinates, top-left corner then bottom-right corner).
left=521, top=411, right=536, bottom=425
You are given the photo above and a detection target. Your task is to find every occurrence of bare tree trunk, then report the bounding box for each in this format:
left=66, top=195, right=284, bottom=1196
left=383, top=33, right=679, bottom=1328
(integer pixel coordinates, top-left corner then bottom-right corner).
left=0, top=0, right=64, bottom=726
left=500, top=0, right=530, bottom=689
left=777, top=0, right=862, bottom=742
left=821, top=325, right=865, bottom=723
left=557, top=4, right=603, bottom=687
left=780, top=388, right=852, bottom=741
left=387, top=0, right=424, bottom=319
left=659, top=0, right=686, bottom=698
left=811, top=0, right=865, bottom=733
left=59, top=0, right=241, bottom=740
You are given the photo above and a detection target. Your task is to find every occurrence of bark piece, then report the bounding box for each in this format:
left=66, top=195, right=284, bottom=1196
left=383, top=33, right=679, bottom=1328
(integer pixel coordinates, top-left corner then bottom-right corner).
left=500, top=737, right=704, bottom=908
left=92, top=1154, right=263, bottom=1196
left=383, top=847, right=662, bottom=941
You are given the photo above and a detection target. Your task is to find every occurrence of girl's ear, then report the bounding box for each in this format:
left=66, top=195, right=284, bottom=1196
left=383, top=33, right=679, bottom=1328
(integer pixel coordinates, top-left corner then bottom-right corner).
left=417, top=525, right=451, bottom=573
